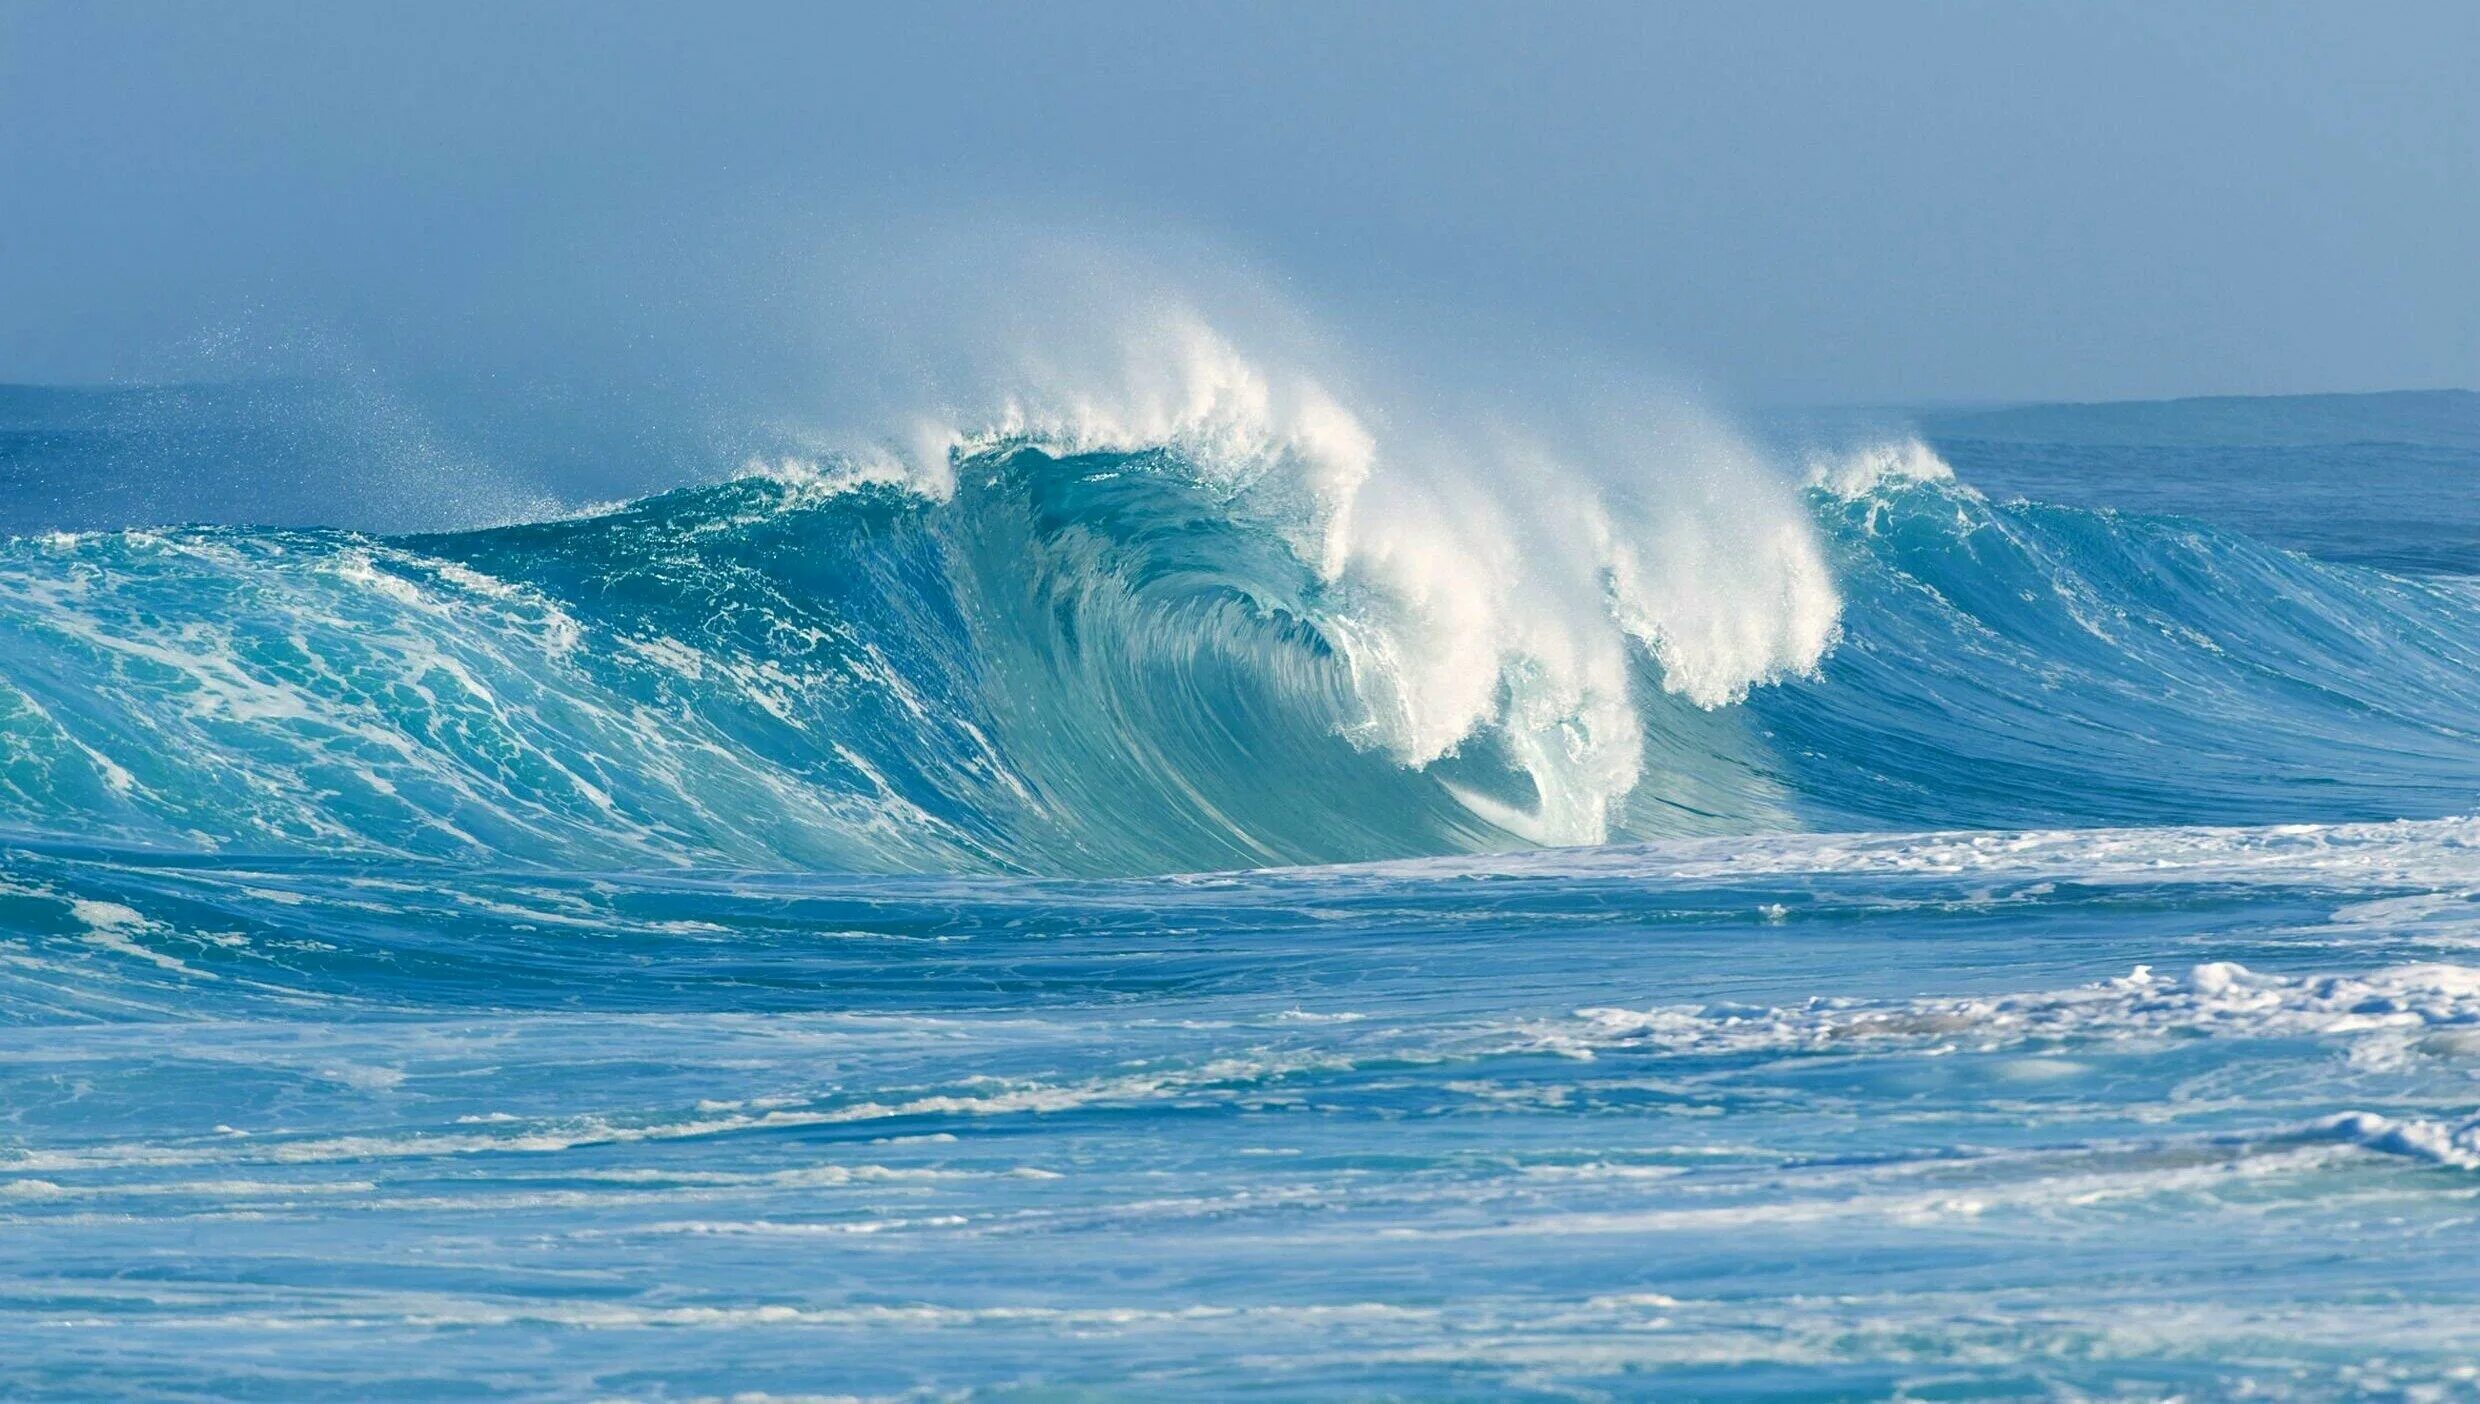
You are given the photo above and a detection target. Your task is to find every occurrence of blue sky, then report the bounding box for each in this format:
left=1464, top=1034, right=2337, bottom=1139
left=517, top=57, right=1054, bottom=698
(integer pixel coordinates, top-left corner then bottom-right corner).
left=2, top=0, right=2473, bottom=403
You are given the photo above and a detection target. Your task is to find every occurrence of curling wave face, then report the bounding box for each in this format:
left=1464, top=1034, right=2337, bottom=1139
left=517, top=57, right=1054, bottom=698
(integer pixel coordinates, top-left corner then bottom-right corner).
left=3, top=424, right=2480, bottom=876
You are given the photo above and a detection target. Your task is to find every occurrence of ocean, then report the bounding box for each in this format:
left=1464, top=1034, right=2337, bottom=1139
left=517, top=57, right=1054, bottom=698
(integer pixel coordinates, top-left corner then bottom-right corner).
left=2, top=376, right=2478, bottom=1398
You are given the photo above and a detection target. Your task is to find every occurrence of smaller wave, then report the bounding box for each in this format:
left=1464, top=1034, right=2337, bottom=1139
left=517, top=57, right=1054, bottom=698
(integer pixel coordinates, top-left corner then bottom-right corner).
left=1757, top=448, right=2480, bottom=830
left=2308, top=1110, right=2480, bottom=1171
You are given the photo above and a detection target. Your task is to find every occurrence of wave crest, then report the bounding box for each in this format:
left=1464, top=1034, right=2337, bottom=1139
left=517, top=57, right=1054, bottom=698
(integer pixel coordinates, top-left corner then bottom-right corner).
left=884, top=308, right=1842, bottom=844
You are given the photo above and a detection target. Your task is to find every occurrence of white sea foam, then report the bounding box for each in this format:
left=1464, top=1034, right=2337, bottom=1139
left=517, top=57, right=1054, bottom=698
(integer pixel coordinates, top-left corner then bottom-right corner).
left=1341, top=813, right=2480, bottom=889
left=71, top=898, right=210, bottom=979
left=1553, top=959, right=2480, bottom=1064
left=1806, top=437, right=1956, bottom=499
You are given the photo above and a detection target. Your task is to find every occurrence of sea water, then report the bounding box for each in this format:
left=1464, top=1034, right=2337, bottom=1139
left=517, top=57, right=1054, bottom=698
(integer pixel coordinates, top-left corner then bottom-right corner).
left=2, top=373, right=2478, bottom=1398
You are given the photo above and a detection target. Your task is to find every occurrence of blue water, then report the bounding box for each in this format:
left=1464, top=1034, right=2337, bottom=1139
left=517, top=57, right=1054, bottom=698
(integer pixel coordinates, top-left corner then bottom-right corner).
left=5, top=385, right=2480, bottom=1398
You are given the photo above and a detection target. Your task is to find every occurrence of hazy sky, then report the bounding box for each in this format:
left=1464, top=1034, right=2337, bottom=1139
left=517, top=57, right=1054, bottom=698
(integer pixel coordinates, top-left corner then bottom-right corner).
left=2, top=0, right=2473, bottom=404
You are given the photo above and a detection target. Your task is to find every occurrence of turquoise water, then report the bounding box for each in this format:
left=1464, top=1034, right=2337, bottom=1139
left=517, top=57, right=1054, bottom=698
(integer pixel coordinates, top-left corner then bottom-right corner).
left=4, top=388, right=2480, bottom=1397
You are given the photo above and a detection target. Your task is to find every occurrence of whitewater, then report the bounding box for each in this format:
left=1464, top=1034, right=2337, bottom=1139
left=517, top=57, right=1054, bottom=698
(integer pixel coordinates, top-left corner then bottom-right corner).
left=5, top=308, right=2480, bottom=1396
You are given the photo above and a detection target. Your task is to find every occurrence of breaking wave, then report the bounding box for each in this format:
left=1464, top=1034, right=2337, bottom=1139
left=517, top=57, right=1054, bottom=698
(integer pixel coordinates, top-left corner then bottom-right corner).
left=3, top=315, right=2479, bottom=876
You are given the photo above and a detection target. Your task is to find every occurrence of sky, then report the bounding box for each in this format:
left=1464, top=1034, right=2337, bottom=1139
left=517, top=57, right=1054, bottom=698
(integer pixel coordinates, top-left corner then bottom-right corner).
left=1, top=0, right=2474, bottom=406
